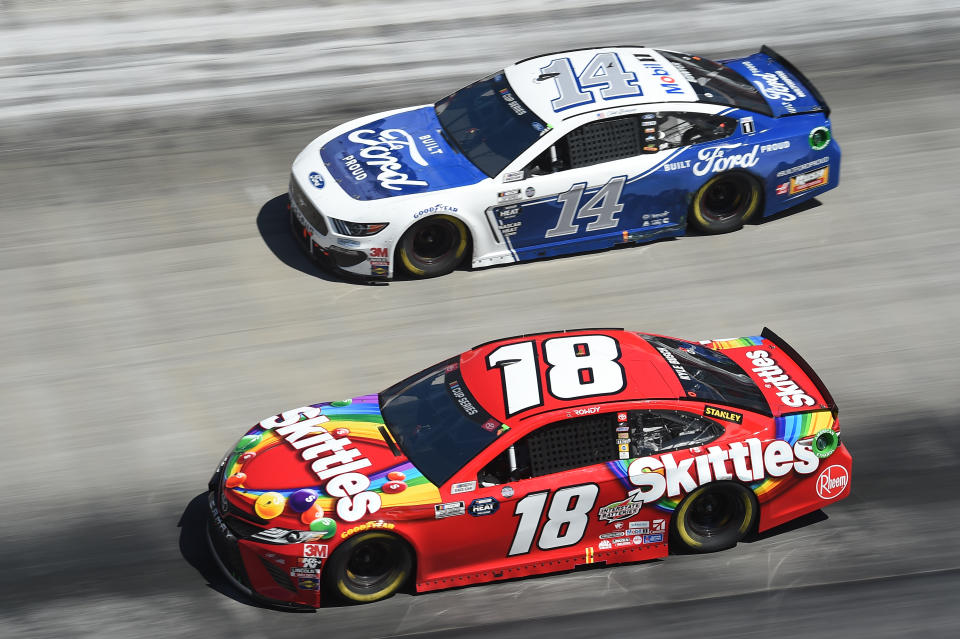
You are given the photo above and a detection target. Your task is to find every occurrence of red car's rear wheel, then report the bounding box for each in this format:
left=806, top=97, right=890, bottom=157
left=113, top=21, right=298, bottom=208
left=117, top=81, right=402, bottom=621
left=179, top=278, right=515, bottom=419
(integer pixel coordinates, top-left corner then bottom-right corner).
left=671, top=482, right=757, bottom=552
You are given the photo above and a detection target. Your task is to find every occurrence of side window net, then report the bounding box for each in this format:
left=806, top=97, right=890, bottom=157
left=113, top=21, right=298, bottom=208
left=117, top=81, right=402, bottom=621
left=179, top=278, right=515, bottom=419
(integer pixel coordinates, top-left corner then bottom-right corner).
left=630, top=410, right=723, bottom=456
left=655, top=112, right=737, bottom=151
left=567, top=116, right=642, bottom=169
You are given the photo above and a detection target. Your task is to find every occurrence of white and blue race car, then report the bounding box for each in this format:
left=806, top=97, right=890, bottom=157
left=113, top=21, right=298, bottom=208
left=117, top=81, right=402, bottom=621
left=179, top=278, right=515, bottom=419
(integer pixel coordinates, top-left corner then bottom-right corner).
left=289, top=45, right=839, bottom=280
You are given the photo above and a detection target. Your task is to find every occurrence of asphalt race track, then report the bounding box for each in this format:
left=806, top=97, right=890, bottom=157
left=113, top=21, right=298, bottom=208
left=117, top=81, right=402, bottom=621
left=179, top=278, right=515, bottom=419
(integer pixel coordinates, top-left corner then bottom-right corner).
left=2, top=1, right=959, bottom=637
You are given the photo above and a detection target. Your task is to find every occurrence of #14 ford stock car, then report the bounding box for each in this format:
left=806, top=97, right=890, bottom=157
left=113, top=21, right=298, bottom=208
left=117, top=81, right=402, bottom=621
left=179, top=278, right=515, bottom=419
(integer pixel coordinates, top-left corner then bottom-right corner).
left=207, top=327, right=851, bottom=607
left=288, top=45, right=839, bottom=281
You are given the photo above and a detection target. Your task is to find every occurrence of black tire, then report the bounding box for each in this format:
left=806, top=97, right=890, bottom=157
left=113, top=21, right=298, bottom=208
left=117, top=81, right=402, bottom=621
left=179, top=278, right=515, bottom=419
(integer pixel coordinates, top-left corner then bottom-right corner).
left=689, top=172, right=762, bottom=234
left=323, top=531, right=412, bottom=604
left=671, top=482, right=758, bottom=553
left=397, top=215, right=469, bottom=278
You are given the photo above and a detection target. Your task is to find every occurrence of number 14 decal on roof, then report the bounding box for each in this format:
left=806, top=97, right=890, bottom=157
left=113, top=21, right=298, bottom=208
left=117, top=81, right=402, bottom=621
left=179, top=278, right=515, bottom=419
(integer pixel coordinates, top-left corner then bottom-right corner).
left=486, top=334, right=627, bottom=416
left=540, top=53, right=643, bottom=112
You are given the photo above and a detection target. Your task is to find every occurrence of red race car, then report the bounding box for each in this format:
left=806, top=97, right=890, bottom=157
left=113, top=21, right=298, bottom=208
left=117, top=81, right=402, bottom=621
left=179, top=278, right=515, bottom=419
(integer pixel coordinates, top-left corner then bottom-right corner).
left=207, top=327, right=851, bottom=608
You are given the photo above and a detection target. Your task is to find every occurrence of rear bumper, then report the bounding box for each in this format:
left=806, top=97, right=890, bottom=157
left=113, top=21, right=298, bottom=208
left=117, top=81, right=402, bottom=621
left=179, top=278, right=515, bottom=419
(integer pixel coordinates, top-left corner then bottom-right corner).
left=757, top=441, right=852, bottom=532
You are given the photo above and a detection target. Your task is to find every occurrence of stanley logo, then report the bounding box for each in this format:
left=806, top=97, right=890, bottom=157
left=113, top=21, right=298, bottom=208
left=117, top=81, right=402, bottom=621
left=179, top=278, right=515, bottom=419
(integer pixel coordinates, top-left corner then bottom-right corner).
left=703, top=405, right=743, bottom=424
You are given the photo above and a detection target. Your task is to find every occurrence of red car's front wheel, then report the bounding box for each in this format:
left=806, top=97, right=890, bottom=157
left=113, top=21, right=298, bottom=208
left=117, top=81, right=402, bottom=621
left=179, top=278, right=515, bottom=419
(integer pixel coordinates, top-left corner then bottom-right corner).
left=324, top=531, right=413, bottom=603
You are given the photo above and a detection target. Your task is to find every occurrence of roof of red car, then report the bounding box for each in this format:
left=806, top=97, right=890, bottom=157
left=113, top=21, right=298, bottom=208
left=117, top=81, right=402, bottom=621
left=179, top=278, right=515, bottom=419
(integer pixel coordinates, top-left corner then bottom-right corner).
left=459, top=328, right=686, bottom=424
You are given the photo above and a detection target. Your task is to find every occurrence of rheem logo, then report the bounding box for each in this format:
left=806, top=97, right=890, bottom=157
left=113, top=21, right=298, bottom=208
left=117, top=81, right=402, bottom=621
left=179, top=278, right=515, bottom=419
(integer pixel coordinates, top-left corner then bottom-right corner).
left=816, top=465, right=849, bottom=500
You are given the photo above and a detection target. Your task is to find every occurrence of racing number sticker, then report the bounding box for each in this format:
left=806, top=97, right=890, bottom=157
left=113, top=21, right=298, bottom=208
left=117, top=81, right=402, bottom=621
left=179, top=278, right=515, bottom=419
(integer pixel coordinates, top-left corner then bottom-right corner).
left=508, top=484, right=600, bottom=556
left=487, top=334, right=627, bottom=416
left=540, top=52, right=643, bottom=112
left=546, top=176, right=626, bottom=238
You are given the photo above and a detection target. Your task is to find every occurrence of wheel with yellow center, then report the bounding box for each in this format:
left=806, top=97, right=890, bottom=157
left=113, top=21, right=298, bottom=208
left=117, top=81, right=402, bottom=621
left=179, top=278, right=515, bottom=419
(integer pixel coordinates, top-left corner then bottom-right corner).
left=324, top=531, right=413, bottom=603
left=672, top=482, right=758, bottom=553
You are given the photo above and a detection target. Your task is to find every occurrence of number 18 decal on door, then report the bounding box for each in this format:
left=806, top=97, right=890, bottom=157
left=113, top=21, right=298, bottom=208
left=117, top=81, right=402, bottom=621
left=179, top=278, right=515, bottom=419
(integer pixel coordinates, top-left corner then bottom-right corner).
left=509, top=484, right=600, bottom=556
left=487, top=334, right=627, bottom=416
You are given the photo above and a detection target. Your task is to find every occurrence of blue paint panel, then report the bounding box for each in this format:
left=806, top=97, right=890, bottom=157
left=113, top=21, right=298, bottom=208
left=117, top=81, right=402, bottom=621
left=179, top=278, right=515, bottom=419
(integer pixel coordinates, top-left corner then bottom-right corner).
left=725, top=53, right=825, bottom=117
left=320, top=107, right=487, bottom=200
left=492, top=109, right=839, bottom=264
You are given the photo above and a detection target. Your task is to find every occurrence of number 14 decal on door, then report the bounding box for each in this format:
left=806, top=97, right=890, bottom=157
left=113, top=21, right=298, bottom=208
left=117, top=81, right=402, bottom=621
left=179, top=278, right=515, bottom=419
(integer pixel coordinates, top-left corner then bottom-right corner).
left=486, top=334, right=627, bottom=416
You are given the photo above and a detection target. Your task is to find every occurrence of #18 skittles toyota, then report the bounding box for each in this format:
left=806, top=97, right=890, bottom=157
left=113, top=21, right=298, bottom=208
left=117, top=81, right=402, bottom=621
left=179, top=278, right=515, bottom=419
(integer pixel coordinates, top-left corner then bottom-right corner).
left=207, top=327, right=851, bottom=607
left=288, top=44, right=839, bottom=281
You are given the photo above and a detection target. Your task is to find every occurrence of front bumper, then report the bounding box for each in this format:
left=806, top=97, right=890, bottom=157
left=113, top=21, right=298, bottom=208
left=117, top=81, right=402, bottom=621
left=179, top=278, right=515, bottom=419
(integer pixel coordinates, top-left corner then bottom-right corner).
left=205, top=490, right=322, bottom=610
left=288, top=185, right=392, bottom=283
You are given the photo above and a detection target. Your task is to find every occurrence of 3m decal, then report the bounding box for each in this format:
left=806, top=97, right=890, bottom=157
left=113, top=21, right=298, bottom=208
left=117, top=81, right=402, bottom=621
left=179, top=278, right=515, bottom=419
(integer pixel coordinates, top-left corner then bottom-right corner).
left=540, top=53, right=642, bottom=112
left=487, top=335, right=627, bottom=416
left=509, top=484, right=599, bottom=556
left=703, top=405, right=743, bottom=424
left=302, top=544, right=328, bottom=558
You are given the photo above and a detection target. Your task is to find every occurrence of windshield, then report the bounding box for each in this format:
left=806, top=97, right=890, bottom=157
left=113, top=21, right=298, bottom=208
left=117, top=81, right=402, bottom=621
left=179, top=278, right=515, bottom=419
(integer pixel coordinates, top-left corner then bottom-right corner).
left=657, top=50, right=773, bottom=116
left=435, top=72, right=549, bottom=177
left=380, top=357, right=500, bottom=486
left=641, top=335, right=770, bottom=414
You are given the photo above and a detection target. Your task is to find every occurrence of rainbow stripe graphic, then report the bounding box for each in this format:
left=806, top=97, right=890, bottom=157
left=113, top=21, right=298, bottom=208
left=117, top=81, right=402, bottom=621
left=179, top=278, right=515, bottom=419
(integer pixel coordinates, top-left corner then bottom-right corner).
left=224, top=396, right=441, bottom=516
left=700, top=336, right=764, bottom=350
left=752, top=411, right=835, bottom=500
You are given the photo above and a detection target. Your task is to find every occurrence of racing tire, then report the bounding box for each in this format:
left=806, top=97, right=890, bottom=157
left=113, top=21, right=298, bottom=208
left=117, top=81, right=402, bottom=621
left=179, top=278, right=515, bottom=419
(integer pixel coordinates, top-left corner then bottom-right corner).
left=323, top=531, right=413, bottom=604
left=397, top=215, right=469, bottom=278
left=689, top=172, right=762, bottom=234
left=671, top=482, right=758, bottom=553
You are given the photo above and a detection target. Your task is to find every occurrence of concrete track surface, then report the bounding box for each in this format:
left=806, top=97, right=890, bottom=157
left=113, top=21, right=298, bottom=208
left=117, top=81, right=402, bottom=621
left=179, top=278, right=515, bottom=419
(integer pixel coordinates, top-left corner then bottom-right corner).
left=2, top=1, right=959, bottom=637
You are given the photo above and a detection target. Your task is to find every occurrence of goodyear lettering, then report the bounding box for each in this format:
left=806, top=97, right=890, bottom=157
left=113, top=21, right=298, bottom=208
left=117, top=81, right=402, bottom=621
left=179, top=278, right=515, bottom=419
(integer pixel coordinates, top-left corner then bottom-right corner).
left=340, top=520, right=396, bottom=539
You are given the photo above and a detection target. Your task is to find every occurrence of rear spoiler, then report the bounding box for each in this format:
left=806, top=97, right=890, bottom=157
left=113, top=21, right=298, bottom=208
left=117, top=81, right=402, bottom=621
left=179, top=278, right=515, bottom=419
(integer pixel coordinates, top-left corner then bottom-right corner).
left=760, top=45, right=831, bottom=118
left=761, top=327, right=838, bottom=417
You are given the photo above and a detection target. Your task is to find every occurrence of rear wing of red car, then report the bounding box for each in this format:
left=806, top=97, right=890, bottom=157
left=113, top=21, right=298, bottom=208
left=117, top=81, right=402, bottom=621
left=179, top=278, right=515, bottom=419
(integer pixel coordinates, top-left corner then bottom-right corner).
left=725, top=45, right=831, bottom=118
left=701, top=328, right=837, bottom=417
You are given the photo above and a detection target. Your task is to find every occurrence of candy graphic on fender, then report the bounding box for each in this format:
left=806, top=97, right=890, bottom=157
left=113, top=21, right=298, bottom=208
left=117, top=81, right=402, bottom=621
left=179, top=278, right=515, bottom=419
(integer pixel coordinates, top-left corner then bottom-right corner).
left=254, top=492, right=286, bottom=519
left=309, top=517, right=337, bottom=539
left=300, top=502, right=324, bottom=525
left=289, top=489, right=320, bottom=513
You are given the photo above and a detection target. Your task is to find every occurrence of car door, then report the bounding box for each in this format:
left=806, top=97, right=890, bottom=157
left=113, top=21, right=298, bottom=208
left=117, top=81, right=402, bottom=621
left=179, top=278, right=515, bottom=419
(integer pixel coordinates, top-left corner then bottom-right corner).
left=423, top=409, right=647, bottom=582
left=486, top=114, right=673, bottom=261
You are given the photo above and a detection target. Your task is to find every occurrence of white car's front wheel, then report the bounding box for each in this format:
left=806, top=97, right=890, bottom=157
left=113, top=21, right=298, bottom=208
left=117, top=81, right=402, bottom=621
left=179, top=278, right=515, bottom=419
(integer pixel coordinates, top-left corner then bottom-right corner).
left=397, top=215, right=469, bottom=278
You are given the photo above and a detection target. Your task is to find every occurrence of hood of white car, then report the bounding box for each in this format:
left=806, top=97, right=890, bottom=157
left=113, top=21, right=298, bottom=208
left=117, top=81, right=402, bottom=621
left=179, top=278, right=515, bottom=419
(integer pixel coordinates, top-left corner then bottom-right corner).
left=319, top=106, right=488, bottom=200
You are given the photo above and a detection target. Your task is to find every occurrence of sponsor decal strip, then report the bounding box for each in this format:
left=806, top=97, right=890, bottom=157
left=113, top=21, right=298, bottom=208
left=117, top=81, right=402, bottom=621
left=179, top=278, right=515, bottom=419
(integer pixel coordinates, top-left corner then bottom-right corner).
left=698, top=336, right=765, bottom=350
left=607, top=412, right=837, bottom=507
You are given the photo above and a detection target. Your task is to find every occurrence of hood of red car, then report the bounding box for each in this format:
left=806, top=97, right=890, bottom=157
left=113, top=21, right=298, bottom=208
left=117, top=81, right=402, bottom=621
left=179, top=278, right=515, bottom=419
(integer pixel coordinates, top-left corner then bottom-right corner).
left=220, top=395, right=441, bottom=529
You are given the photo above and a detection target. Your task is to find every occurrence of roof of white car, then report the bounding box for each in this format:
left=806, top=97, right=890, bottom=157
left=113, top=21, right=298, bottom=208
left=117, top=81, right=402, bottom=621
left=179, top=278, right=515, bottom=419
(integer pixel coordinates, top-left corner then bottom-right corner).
left=504, top=46, right=700, bottom=122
